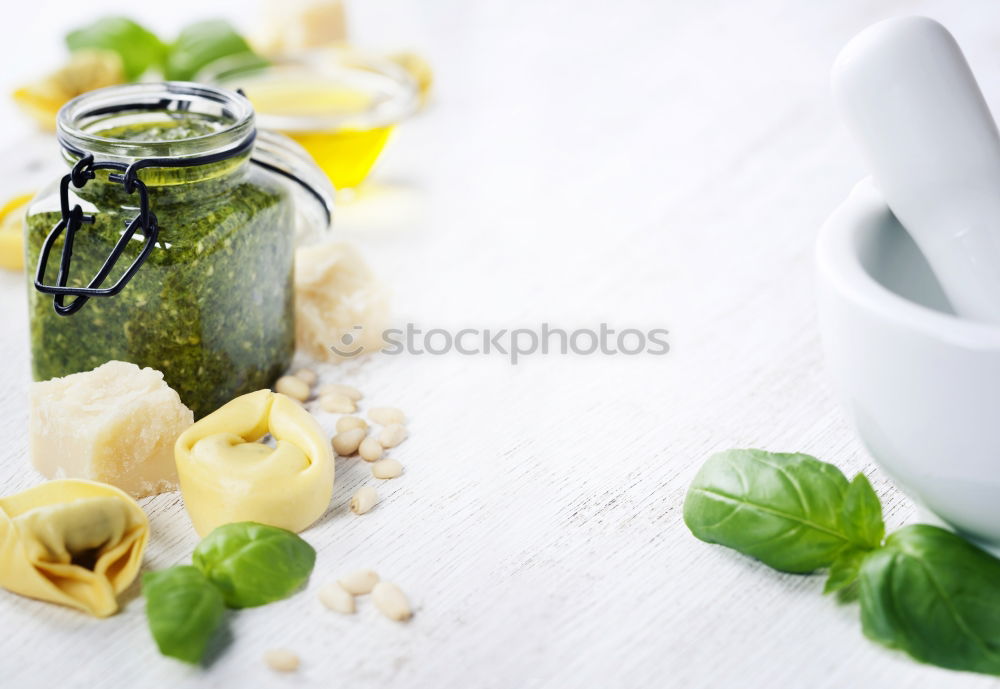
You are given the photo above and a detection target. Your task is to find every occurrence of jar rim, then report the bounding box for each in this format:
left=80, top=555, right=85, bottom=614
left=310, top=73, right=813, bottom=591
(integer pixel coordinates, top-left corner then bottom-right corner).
left=57, top=82, right=255, bottom=163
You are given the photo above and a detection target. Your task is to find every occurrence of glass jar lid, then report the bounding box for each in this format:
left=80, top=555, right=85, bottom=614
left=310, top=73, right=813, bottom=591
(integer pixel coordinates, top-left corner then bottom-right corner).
left=57, top=82, right=255, bottom=162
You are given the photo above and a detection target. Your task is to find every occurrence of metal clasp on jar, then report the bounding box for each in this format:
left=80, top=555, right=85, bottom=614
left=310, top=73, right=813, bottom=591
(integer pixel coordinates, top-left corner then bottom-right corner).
left=33, top=155, right=159, bottom=316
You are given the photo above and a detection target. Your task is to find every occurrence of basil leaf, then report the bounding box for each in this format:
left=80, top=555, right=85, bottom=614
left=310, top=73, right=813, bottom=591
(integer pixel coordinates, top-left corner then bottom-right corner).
left=859, top=524, right=1000, bottom=675
left=823, top=547, right=865, bottom=595
left=165, top=20, right=259, bottom=81
left=842, top=473, right=884, bottom=549
left=66, top=17, right=166, bottom=80
left=192, top=522, right=316, bottom=608
left=143, top=566, right=226, bottom=664
left=683, top=449, right=853, bottom=573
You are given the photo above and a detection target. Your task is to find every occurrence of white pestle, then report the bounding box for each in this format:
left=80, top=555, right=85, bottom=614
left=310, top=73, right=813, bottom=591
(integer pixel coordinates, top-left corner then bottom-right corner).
left=832, top=16, right=1000, bottom=323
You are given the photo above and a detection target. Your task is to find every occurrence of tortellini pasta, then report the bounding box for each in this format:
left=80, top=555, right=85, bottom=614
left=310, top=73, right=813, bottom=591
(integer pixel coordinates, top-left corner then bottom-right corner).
left=175, top=390, right=334, bottom=536
left=0, top=480, right=148, bottom=617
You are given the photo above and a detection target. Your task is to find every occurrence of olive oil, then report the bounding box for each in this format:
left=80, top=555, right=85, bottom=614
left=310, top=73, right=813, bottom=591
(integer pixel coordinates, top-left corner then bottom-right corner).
left=242, top=79, right=395, bottom=190
left=284, top=126, right=392, bottom=191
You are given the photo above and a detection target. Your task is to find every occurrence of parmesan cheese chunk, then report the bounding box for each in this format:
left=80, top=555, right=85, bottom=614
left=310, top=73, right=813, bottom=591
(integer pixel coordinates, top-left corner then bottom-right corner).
left=29, top=361, right=194, bottom=498
left=295, top=242, right=390, bottom=362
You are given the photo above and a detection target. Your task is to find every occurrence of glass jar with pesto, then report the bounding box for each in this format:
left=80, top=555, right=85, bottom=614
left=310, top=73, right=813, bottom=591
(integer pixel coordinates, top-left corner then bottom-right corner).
left=25, top=83, right=333, bottom=417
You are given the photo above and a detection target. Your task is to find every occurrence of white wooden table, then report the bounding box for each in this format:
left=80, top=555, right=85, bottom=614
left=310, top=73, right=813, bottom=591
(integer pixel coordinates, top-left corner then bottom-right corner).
left=1, top=1, right=999, bottom=686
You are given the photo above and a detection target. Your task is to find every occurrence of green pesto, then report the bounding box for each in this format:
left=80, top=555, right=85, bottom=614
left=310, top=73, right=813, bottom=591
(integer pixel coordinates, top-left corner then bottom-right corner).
left=92, top=116, right=226, bottom=142
left=25, top=116, right=294, bottom=418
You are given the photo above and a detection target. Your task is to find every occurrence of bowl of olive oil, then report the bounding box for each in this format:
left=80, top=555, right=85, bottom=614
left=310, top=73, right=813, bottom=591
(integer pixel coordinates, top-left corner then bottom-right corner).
left=208, top=49, right=419, bottom=191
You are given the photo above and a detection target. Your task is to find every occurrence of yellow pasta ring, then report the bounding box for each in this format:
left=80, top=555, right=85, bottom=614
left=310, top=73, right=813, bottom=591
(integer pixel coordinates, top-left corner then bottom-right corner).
left=0, top=479, right=149, bottom=617
left=175, top=390, right=334, bottom=537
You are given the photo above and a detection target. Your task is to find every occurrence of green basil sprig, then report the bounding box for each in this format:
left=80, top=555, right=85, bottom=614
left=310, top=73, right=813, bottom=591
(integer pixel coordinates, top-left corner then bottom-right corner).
left=859, top=525, right=1000, bottom=675
left=143, top=522, right=316, bottom=665
left=684, top=449, right=1000, bottom=677
left=143, top=566, right=225, bottom=664
left=193, top=522, right=317, bottom=608
left=65, top=17, right=262, bottom=84
left=66, top=16, right=166, bottom=81
left=164, top=20, right=260, bottom=82
left=683, top=449, right=883, bottom=572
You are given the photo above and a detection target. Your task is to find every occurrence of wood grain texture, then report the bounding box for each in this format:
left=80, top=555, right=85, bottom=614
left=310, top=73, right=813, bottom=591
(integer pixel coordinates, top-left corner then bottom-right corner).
left=1, top=0, right=999, bottom=687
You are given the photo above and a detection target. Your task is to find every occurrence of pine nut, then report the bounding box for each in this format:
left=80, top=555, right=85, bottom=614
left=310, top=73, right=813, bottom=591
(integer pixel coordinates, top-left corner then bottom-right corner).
left=264, top=648, right=300, bottom=672
left=320, top=392, right=356, bottom=414
left=372, top=458, right=403, bottom=479
left=338, top=568, right=379, bottom=595
left=318, top=582, right=355, bottom=614
left=294, top=368, right=318, bottom=385
left=336, top=416, right=368, bottom=433
left=319, top=383, right=363, bottom=401
left=372, top=582, right=412, bottom=621
left=378, top=424, right=408, bottom=448
left=350, top=486, right=379, bottom=514
left=332, top=428, right=366, bottom=456
left=358, top=437, right=384, bottom=462
left=369, top=406, right=405, bottom=425
left=275, top=376, right=310, bottom=401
